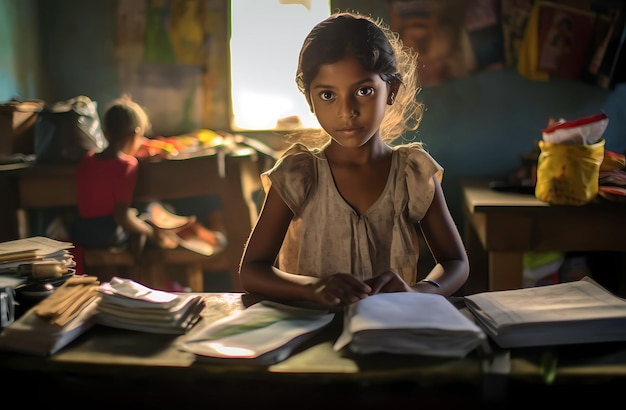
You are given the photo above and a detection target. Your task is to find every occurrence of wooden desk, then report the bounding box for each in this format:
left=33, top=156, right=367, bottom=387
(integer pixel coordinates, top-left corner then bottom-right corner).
left=1, top=292, right=625, bottom=407
left=461, top=179, right=626, bottom=293
left=0, top=152, right=265, bottom=291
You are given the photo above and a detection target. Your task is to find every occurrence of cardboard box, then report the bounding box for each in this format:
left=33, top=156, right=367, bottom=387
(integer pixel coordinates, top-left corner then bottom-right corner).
left=0, top=100, right=44, bottom=157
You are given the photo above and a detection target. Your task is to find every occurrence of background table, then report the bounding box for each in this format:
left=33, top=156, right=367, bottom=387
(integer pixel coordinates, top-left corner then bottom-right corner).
left=461, top=179, right=626, bottom=294
left=0, top=151, right=266, bottom=291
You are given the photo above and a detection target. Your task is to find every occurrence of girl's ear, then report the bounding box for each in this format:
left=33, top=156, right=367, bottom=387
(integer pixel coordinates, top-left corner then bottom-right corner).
left=387, top=81, right=401, bottom=105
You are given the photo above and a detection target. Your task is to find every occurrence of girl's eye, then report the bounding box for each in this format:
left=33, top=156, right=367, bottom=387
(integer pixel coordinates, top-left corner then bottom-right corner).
left=319, top=90, right=334, bottom=101
left=356, top=87, right=374, bottom=97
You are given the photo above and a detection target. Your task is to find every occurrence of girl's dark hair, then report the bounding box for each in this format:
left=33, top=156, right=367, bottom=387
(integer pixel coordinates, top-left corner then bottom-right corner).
left=294, top=12, right=423, bottom=146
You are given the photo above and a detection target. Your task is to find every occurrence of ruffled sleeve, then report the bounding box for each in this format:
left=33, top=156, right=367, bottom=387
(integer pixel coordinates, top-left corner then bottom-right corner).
left=395, top=143, right=443, bottom=222
left=261, top=143, right=318, bottom=215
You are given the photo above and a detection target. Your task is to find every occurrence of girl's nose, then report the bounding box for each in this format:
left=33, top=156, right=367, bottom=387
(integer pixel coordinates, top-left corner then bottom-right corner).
left=338, top=97, right=358, bottom=119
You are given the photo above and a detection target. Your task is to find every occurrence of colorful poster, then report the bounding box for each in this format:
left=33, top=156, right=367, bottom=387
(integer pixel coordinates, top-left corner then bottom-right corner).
left=115, top=0, right=229, bottom=135
left=537, top=2, right=595, bottom=81
left=501, top=0, right=533, bottom=67
left=388, top=0, right=503, bottom=86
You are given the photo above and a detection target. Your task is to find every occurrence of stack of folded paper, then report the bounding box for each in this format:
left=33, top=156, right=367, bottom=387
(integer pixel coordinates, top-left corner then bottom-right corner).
left=96, top=277, right=205, bottom=334
left=333, top=292, right=487, bottom=358
left=0, top=236, right=76, bottom=274
left=0, top=275, right=100, bottom=356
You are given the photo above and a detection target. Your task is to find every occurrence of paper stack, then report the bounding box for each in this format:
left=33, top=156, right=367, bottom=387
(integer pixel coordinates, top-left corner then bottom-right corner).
left=0, top=236, right=76, bottom=273
left=0, top=275, right=100, bottom=356
left=0, top=237, right=78, bottom=312
left=96, top=277, right=205, bottom=334
left=333, top=292, right=487, bottom=358
left=465, top=276, right=626, bottom=348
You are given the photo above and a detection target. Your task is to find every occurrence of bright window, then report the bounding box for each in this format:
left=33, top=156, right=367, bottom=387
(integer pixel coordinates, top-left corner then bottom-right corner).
left=229, top=0, right=330, bottom=131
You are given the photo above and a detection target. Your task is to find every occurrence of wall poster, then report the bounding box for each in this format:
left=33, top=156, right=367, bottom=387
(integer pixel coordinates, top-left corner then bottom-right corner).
left=114, top=0, right=229, bottom=136
left=388, top=0, right=504, bottom=87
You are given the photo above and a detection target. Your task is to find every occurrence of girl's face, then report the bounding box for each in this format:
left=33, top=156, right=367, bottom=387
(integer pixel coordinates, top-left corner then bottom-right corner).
left=309, top=56, right=391, bottom=149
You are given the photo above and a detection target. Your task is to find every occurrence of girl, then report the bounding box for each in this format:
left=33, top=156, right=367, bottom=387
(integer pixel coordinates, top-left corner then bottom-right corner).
left=70, top=95, right=180, bottom=251
left=239, top=12, right=469, bottom=308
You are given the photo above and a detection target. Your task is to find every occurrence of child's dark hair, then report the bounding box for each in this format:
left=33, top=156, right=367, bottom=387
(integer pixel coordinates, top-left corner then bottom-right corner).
left=294, top=11, right=423, bottom=146
left=102, top=94, right=151, bottom=144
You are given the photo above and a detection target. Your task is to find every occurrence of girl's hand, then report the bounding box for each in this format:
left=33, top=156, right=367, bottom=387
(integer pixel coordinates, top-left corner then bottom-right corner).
left=365, top=271, right=413, bottom=294
left=310, top=273, right=372, bottom=307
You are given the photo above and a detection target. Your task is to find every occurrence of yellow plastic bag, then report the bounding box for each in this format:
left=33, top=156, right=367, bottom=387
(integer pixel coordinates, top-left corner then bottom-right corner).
left=535, top=139, right=605, bottom=205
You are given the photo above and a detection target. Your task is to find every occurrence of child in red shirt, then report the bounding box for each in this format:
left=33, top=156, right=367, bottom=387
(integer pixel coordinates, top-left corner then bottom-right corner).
left=70, top=95, right=180, bottom=250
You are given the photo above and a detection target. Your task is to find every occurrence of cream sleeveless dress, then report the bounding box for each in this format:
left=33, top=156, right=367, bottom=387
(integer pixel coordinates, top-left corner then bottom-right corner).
left=261, top=142, right=443, bottom=285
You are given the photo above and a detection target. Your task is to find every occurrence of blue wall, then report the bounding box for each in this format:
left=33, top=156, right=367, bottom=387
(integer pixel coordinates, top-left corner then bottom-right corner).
left=413, top=69, right=626, bottom=223
left=1, top=0, right=625, bottom=228
left=0, top=0, right=41, bottom=100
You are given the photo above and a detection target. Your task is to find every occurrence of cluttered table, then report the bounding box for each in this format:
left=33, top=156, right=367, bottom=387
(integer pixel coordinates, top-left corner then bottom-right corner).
left=1, top=291, right=625, bottom=408
left=461, top=179, right=626, bottom=293
left=0, top=140, right=271, bottom=291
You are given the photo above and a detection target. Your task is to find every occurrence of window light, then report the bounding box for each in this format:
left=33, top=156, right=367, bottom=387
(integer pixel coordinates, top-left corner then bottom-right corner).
left=229, top=0, right=330, bottom=131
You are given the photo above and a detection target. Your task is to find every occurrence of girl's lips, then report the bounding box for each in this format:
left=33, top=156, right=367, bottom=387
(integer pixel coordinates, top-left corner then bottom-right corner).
left=336, top=127, right=361, bottom=136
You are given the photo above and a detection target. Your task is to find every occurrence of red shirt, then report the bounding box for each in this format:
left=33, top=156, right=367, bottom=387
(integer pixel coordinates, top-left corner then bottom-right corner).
left=75, top=151, right=138, bottom=218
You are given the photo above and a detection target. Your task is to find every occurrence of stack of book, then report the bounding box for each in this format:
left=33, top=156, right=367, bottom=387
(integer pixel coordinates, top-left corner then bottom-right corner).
left=0, top=275, right=207, bottom=356
left=0, top=275, right=100, bottom=355
left=334, top=292, right=486, bottom=358
left=96, top=277, right=205, bottom=334
left=0, top=236, right=76, bottom=274
left=465, top=276, right=626, bottom=348
left=0, top=236, right=78, bottom=320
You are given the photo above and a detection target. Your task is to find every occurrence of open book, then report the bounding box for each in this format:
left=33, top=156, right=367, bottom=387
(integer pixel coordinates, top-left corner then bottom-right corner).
left=333, top=292, right=486, bottom=358
left=180, top=292, right=487, bottom=364
left=141, top=202, right=227, bottom=257
left=179, top=301, right=335, bottom=365
left=465, top=276, right=626, bottom=348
